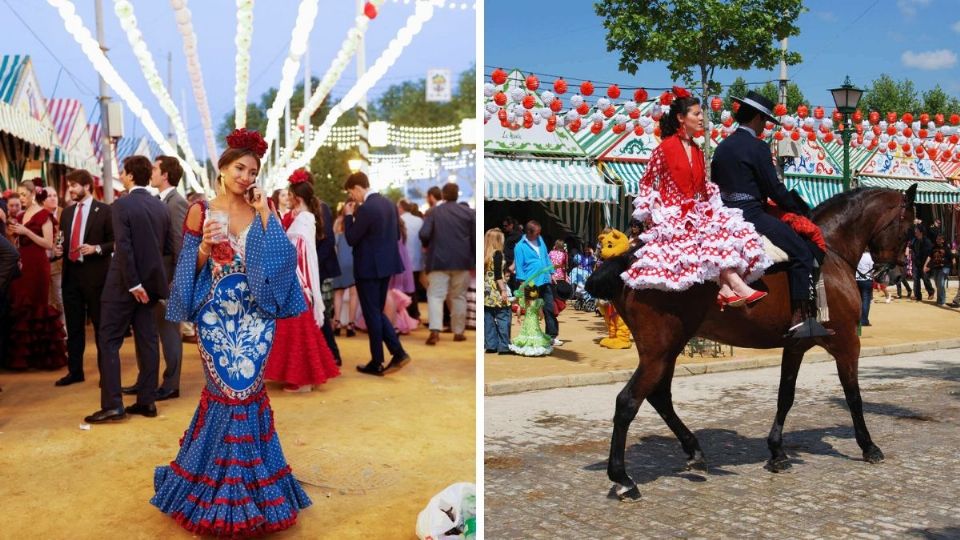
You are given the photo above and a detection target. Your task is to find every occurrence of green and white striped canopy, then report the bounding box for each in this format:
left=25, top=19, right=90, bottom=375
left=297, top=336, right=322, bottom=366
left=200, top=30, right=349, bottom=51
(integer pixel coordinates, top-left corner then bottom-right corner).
left=784, top=175, right=844, bottom=208
left=601, top=161, right=647, bottom=196
left=858, top=176, right=960, bottom=204
left=485, top=157, right=618, bottom=202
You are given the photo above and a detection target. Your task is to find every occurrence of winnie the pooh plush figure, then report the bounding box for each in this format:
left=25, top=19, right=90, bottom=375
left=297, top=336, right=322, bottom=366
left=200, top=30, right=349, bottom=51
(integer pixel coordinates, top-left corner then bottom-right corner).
left=595, top=229, right=633, bottom=350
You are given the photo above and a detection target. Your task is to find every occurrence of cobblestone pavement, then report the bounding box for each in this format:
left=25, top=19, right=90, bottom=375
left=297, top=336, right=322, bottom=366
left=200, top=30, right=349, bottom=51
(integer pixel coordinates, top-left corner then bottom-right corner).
left=484, top=349, right=960, bottom=539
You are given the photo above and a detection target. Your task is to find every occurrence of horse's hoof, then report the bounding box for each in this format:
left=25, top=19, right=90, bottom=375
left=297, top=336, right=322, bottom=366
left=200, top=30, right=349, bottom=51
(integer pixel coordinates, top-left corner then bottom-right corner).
left=766, top=457, right=792, bottom=473
left=615, top=484, right=641, bottom=502
left=684, top=457, right=708, bottom=473
left=864, top=446, right=885, bottom=464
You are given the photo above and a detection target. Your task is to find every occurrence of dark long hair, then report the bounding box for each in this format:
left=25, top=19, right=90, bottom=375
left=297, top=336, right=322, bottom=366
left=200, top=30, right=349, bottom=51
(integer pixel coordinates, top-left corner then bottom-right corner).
left=659, top=96, right=701, bottom=138
left=288, top=177, right=325, bottom=241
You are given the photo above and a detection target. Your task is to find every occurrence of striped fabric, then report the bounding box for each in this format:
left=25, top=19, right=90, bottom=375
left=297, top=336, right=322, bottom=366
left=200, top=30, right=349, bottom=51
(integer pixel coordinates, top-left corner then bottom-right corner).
left=0, top=55, right=27, bottom=104
left=0, top=100, right=56, bottom=150
left=858, top=176, right=960, bottom=204
left=484, top=157, right=618, bottom=202
left=821, top=140, right=878, bottom=175
left=47, top=99, right=98, bottom=174
left=601, top=161, right=647, bottom=196
left=115, top=136, right=150, bottom=160
left=784, top=175, right=844, bottom=208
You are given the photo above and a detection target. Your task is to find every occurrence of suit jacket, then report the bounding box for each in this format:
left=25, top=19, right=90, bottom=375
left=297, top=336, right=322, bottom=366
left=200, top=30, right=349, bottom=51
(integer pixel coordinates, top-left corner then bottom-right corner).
left=315, top=201, right=340, bottom=280
left=419, top=200, right=475, bottom=272
left=344, top=192, right=403, bottom=280
left=0, top=234, right=19, bottom=292
left=161, top=188, right=189, bottom=281
left=61, top=198, right=114, bottom=289
left=103, top=189, right=173, bottom=301
left=711, top=128, right=803, bottom=214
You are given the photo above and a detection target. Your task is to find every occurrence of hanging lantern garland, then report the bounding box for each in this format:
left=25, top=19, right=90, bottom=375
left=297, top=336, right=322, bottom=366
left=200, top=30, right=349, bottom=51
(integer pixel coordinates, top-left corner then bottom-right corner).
left=113, top=0, right=207, bottom=185
left=233, top=0, right=255, bottom=129
left=169, top=0, right=218, bottom=161
left=46, top=0, right=202, bottom=192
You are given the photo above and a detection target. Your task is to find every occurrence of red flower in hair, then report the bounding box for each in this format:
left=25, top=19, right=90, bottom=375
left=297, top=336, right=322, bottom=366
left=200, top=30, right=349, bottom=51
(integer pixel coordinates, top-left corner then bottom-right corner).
left=225, top=128, right=268, bottom=159
left=672, top=86, right=691, bottom=99
left=288, top=169, right=311, bottom=185
left=659, top=91, right=675, bottom=106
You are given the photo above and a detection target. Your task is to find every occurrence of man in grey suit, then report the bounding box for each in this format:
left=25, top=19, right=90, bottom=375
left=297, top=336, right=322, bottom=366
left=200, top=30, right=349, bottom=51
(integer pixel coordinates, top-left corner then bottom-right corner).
left=123, top=155, right=188, bottom=401
left=419, top=183, right=475, bottom=345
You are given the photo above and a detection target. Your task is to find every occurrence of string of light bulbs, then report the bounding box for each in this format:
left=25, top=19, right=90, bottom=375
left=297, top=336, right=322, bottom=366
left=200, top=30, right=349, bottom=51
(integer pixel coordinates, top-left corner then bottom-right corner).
left=387, top=0, right=475, bottom=10
left=46, top=0, right=202, bottom=192
left=272, top=0, right=438, bottom=185
left=262, top=0, right=320, bottom=154
left=112, top=0, right=207, bottom=185
left=233, top=0, right=255, bottom=128
left=169, top=0, right=218, bottom=163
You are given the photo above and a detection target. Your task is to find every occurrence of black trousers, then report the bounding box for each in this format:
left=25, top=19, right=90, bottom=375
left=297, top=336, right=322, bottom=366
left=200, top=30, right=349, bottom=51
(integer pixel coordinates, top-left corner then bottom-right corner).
left=408, top=270, right=425, bottom=319
left=356, top=277, right=404, bottom=366
left=98, top=295, right=159, bottom=410
left=62, top=277, right=104, bottom=379
left=320, top=316, right=341, bottom=362
left=738, top=204, right=814, bottom=302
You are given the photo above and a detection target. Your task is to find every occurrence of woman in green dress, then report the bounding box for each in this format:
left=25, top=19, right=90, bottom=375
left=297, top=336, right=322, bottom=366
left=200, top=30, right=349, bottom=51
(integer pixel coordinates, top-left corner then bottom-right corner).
left=509, top=274, right=554, bottom=357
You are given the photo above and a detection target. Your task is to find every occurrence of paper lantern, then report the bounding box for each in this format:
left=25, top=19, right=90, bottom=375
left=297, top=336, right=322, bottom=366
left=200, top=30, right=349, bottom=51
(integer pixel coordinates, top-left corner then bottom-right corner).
left=659, top=91, right=674, bottom=106
left=888, top=140, right=897, bottom=150
left=732, top=101, right=740, bottom=112
left=935, top=113, right=945, bottom=126
left=545, top=123, right=555, bottom=133
left=919, top=128, right=928, bottom=139
left=525, top=74, right=540, bottom=91
left=824, top=133, right=834, bottom=143
left=491, top=68, right=507, bottom=85
left=852, top=110, right=863, bottom=123
left=634, top=88, right=648, bottom=102
left=920, top=113, right=929, bottom=125
left=603, top=106, right=615, bottom=118
left=711, top=97, right=723, bottom=112
left=774, top=131, right=783, bottom=141
left=791, top=130, right=800, bottom=141
left=497, top=109, right=507, bottom=122
left=629, top=108, right=640, bottom=119
left=522, top=95, right=535, bottom=109
left=797, top=105, right=808, bottom=118
left=902, top=112, right=914, bottom=124
left=550, top=99, right=563, bottom=112
left=903, top=127, right=913, bottom=137
left=774, top=103, right=787, bottom=116
left=580, top=81, right=594, bottom=96
left=951, top=114, right=960, bottom=125
left=887, top=112, right=898, bottom=124
left=523, top=111, right=533, bottom=128
left=576, top=102, right=589, bottom=115
left=950, top=134, right=960, bottom=144
left=590, top=121, right=602, bottom=134
left=806, top=131, right=816, bottom=141
left=363, top=2, right=377, bottom=18
left=612, top=123, right=625, bottom=134
left=494, top=92, right=507, bottom=106
left=569, top=119, right=581, bottom=132
left=653, top=126, right=661, bottom=138
left=869, top=111, right=880, bottom=124
left=607, top=84, right=620, bottom=99
left=813, top=106, right=824, bottom=119
left=553, top=78, right=568, bottom=94
left=833, top=110, right=843, bottom=123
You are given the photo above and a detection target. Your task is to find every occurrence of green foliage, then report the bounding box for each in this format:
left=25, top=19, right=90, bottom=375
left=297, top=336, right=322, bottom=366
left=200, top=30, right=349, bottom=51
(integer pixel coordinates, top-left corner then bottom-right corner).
left=381, top=186, right=405, bottom=203
left=921, top=85, right=960, bottom=115
left=217, top=78, right=333, bottom=151
left=860, top=74, right=920, bottom=115
left=308, top=145, right=352, bottom=209
left=756, top=81, right=805, bottom=111
left=723, top=77, right=750, bottom=110
left=594, top=0, right=804, bottom=98
left=370, top=65, right=476, bottom=125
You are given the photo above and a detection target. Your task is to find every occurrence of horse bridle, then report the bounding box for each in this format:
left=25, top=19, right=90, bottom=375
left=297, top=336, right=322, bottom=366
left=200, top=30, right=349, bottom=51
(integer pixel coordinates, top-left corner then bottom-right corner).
left=829, top=191, right=911, bottom=278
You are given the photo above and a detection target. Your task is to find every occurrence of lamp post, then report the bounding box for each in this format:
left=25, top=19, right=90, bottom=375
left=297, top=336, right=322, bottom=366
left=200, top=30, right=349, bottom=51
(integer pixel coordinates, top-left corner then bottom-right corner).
left=830, top=76, right=863, bottom=192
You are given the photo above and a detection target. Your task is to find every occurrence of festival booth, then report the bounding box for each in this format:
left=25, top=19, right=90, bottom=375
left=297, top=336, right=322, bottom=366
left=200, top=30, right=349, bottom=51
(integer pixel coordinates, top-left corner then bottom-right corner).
left=484, top=70, right=618, bottom=247
left=0, top=55, right=59, bottom=189
left=45, top=98, right=100, bottom=194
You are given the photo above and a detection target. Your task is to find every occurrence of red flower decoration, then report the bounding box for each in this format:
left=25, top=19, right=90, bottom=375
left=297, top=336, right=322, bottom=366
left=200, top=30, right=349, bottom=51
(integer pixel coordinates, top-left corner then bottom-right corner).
left=226, top=128, right=267, bottom=158
left=671, top=86, right=691, bottom=99
left=211, top=242, right=236, bottom=266
left=288, top=169, right=311, bottom=185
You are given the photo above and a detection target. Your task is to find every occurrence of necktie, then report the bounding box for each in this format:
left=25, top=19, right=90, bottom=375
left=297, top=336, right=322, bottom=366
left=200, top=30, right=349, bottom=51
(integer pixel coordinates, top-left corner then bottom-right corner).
left=69, top=202, right=83, bottom=262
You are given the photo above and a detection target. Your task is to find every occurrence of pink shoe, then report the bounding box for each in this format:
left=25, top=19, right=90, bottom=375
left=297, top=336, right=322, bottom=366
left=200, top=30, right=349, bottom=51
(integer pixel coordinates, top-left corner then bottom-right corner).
left=282, top=384, right=313, bottom=393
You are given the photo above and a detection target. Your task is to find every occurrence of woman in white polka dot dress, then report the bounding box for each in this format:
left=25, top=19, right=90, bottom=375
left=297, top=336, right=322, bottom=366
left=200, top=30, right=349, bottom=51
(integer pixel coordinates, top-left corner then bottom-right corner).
left=152, top=129, right=312, bottom=536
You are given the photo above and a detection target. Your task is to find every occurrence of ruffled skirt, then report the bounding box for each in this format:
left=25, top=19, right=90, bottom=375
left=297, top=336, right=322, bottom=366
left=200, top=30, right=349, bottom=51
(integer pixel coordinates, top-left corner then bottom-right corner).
left=265, top=310, right=340, bottom=387
left=621, top=188, right=771, bottom=291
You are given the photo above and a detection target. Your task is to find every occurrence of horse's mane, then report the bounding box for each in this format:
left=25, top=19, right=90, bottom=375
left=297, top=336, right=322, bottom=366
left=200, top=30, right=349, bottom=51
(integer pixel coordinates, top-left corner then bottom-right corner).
left=811, top=187, right=878, bottom=220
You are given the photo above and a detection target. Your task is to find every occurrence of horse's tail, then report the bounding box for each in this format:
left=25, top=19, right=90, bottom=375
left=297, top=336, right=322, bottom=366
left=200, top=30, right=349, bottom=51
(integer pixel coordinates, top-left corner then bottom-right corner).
left=584, top=254, right=630, bottom=300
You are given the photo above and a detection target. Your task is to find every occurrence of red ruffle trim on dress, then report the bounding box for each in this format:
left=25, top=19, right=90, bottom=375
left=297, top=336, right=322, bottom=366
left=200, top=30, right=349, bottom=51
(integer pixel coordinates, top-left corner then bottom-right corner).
left=186, top=493, right=285, bottom=509
left=169, top=461, right=292, bottom=491
left=171, top=509, right=298, bottom=538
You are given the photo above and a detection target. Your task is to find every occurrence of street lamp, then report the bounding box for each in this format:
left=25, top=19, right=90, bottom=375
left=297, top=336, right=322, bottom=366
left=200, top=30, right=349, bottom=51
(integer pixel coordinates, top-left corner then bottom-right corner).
left=830, top=75, right=863, bottom=191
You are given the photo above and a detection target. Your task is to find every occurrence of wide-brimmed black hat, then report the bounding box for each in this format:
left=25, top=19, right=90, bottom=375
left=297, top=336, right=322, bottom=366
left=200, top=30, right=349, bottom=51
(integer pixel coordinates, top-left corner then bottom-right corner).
left=732, top=90, right=780, bottom=125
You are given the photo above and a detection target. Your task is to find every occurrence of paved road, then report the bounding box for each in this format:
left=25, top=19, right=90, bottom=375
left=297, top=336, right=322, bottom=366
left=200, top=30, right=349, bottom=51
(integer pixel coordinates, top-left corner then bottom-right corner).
left=484, top=349, right=960, bottom=539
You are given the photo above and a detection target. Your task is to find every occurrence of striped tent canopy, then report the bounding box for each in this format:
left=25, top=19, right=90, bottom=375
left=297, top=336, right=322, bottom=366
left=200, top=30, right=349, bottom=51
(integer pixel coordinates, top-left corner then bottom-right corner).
left=0, top=55, right=29, bottom=104
left=0, top=100, right=56, bottom=150
left=485, top=157, right=617, bottom=202
left=46, top=99, right=98, bottom=174
left=572, top=101, right=658, bottom=159
left=115, top=136, right=153, bottom=161
left=786, top=176, right=844, bottom=208
left=820, top=139, right=878, bottom=175
left=858, top=177, right=960, bottom=204
left=601, top=161, right=647, bottom=197
left=937, top=159, right=960, bottom=182
left=484, top=70, right=586, bottom=157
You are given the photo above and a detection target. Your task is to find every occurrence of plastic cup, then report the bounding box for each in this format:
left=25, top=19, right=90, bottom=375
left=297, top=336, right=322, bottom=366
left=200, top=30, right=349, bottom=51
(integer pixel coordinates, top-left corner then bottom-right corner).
left=207, top=210, right=229, bottom=244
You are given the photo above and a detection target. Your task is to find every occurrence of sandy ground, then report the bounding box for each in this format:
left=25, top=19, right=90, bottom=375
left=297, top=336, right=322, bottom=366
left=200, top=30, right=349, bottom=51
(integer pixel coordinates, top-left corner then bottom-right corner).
left=485, top=288, right=960, bottom=384
left=0, top=311, right=475, bottom=539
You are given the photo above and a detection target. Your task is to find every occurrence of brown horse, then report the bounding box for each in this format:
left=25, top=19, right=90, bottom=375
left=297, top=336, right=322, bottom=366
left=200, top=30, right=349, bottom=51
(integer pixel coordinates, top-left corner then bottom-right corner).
left=585, top=185, right=918, bottom=501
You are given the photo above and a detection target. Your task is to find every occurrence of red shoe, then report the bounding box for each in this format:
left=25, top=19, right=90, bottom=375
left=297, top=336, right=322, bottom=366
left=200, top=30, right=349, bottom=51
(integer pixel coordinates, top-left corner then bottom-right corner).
left=744, top=290, right=768, bottom=305
left=717, top=294, right=747, bottom=311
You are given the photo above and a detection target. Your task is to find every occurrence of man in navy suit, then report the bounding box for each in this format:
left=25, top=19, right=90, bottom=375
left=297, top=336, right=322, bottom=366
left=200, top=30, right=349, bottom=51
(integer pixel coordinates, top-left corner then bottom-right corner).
left=85, top=155, right=173, bottom=423
left=711, top=91, right=830, bottom=339
left=343, top=172, right=410, bottom=376
left=315, top=198, right=342, bottom=365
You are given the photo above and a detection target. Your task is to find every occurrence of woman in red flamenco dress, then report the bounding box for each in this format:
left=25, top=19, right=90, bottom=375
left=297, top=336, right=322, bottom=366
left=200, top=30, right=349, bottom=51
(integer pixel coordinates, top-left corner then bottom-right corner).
left=5, top=179, right=67, bottom=369
left=621, top=87, right=771, bottom=307
left=264, top=170, right=340, bottom=392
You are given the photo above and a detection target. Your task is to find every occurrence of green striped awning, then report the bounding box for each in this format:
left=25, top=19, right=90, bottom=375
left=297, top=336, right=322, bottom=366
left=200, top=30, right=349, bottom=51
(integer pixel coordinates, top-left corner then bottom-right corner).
left=858, top=176, right=960, bottom=204
left=485, top=157, right=618, bottom=202
left=784, top=175, right=844, bottom=208
left=602, top=161, right=647, bottom=196
left=0, top=100, right=56, bottom=150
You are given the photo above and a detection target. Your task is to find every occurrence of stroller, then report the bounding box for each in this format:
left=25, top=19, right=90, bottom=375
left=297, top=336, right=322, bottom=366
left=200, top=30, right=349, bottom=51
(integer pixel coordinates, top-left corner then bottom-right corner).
left=572, top=288, right=597, bottom=313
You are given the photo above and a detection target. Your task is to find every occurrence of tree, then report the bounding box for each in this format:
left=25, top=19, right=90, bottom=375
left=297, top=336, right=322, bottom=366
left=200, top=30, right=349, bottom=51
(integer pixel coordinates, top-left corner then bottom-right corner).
left=723, top=77, right=750, bottom=110
left=218, top=78, right=334, bottom=150
left=371, top=65, right=476, bottom=125
left=860, top=74, right=920, bottom=115
left=756, top=81, right=805, bottom=111
left=307, top=145, right=352, bottom=209
left=921, top=84, right=960, bottom=116
left=594, top=0, right=804, bottom=101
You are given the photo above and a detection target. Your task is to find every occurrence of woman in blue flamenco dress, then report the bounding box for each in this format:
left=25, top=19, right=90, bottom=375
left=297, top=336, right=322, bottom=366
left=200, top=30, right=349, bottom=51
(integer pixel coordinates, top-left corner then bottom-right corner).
left=152, top=128, right=312, bottom=536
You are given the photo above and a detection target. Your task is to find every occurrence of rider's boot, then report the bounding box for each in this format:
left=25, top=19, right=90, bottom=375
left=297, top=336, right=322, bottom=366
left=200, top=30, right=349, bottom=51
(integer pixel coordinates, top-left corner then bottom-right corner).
left=785, top=299, right=834, bottom=339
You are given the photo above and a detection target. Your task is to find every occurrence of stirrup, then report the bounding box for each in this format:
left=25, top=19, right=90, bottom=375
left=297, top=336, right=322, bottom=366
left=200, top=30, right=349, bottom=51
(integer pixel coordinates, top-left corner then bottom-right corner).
left=785, top=318, right=834, bottom=339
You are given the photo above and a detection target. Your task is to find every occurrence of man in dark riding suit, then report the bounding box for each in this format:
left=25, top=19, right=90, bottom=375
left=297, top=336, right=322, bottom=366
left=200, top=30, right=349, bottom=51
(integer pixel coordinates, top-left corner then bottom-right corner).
left=711, top=91, right=831, bottom=339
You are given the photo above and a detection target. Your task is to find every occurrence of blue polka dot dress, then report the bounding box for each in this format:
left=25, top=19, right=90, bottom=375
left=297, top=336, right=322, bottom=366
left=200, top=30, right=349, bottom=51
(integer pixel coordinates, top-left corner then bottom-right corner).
left=153, top=202, right=310, bottom=537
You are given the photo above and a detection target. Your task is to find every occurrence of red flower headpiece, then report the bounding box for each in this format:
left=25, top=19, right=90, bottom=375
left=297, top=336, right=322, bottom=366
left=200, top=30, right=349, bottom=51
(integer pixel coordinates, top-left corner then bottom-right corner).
left=226, top=128, right=268, bottom=159
left=288, top=169, right=311, bottom=185
left=672, top=86, right=691, bottom=100
left=659, top=91, right=675, bottom=106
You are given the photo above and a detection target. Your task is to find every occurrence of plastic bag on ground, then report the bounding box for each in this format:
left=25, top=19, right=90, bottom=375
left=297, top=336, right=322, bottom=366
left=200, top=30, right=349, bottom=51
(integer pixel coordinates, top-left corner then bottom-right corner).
left=415, top=482, right=477, bottom=540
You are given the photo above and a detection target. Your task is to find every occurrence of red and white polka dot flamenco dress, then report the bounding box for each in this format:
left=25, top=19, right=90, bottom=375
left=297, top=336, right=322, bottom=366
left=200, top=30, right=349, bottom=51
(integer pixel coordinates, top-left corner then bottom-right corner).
left=621, top=134, right=771, bottom=291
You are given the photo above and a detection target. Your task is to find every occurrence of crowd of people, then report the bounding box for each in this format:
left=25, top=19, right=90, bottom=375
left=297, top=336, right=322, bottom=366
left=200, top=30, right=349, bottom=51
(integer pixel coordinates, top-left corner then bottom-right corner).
left=0, top=127, right=474, bottom=536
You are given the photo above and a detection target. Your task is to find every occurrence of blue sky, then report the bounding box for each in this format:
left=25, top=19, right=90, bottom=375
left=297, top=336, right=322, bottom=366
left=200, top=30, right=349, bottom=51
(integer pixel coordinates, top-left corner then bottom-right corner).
left=485, top=0, right=960, bottom=109
left=0, top=0, right=475, bottom=159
